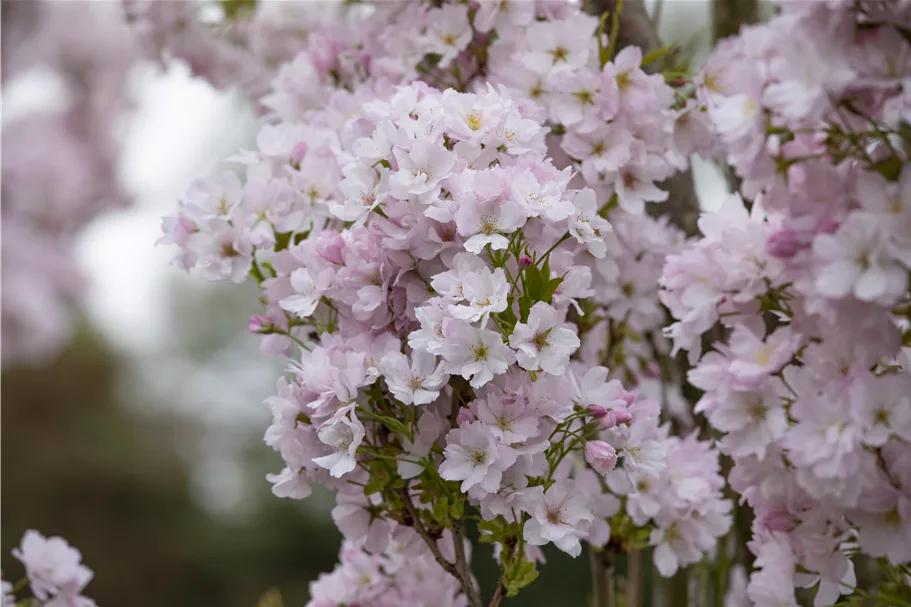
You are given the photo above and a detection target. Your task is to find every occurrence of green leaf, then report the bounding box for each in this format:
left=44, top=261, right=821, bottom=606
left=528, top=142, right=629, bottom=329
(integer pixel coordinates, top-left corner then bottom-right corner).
left=518, top=296, right=533, bottom=323
left=433, top=496, right=450, bottom=522
left=364, top=474, right=388, bottom=497
left=524, top=265, right=544, bottom=302
left=505, top=559, right=539, bottom=597
left=872, top=155, right=902, bottom=181
left=255, top=588, right=283, bottom=607
left=643, top=44, right=674, bottom=67
left=372, top=414, right=410, bottom=437
left=274, top=231, right=293, bottom=252
left=220, top=0, right=257, bottom=20
left=449, top=497, right=464, bottom=520
left=543, top=276, right=564, bottom=303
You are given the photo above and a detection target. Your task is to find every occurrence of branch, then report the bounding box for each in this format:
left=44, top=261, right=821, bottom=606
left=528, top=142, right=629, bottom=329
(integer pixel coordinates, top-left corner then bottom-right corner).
left=627, top=549, right=644, bottom=607
left=488, top=574, right=507, bottom=607
left=399, top=487, right=460, bottom=578
left=452, top=518, right=484, bottom=607
left=590, top=545, right=617, bottom=607
left=588, top=0, right=660, bottom=67
left=711, top=0, right=759, bottom=42
left=587, top=0, right=700, bottom=236
left=399, top=487, right=482, bottom=607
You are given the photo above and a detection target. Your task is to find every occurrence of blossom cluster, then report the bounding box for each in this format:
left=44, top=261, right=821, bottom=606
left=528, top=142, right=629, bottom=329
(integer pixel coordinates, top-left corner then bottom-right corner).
left=1, top=1, right=139, bottom=367
left=125, top=0, right=347, bottom=103
left=307, top=540, right=467, bottom=607
left=2, top=530, right=95, bottom=607
left=159, top=0, right=731, bottom=600
left=662, top=2, right=911, bottom=606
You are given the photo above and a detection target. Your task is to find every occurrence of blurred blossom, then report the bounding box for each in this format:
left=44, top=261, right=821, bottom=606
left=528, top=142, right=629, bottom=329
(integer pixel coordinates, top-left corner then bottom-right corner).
left=1, top=1, right=142, bottom=367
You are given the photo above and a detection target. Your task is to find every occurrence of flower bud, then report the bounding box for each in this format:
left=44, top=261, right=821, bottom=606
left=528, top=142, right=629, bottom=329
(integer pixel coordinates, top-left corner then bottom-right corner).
left=767, top=228, right=801, bottom=259
left=813, top=216, right=838, bottom=235
left=598, top=408, right=633, bottom=429
left=585, top=441, right=618, bottom=475
left=291, top=142, right=308, bottom=168
left=248, top=315, right=274, bottom=334
left=587, top=404, right=607, bottom=418
left=519, top=255, right=533, bottom=268
left=611, top=408, right=633, bottom=425
left=456, top=407, right=476, bottom=425
left=759, top=508, right=794, bottom=533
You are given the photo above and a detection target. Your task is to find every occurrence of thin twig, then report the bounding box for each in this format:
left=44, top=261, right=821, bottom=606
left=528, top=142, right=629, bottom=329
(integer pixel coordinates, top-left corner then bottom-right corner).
left=590, top=545, right=617, bottom=607
left=628, top=549, right=643, bottom=607
left=399, top=486, right=482, bottom=607
left=488, top=574, right=507, bottom=607
left=453, top=518, right=484, bottom=607
left=399, top=488, right=460, bottom=578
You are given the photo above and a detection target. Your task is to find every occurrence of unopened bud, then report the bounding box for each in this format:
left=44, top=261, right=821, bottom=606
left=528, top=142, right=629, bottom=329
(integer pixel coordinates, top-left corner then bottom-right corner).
left=290, top=142, right=308, bottom=168
left=456, top=407, right=476, bottom=425
left=585, top=440, right=618, bottom=475
left=249, top=315, right=274, bottom=334
left=588, top=404, right=607, bottom=418
left=767, top=228, right=801, bottom=259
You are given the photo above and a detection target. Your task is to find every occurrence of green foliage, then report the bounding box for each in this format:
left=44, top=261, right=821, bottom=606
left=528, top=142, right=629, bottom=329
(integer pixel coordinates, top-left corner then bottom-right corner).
left=505, top=558, right=539, bottom=598
left=219, top=0, right=257, bottom=21
left=255, top=588, right=283, bottom=607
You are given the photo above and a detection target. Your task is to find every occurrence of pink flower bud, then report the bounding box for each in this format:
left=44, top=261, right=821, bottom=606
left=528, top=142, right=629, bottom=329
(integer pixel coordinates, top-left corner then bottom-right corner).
left=767, top=228, right=801, bottom=259
left=248, top=315, right=274, bottom=334
left=620, top=391, right=636, bottom=406
left=456, top=407, right=476, bottom=425
left=519, top=255, right=533, bottom=268
left=611, top=408, right=633, bottom=425
left=588, top=404, right=607, bottom=418
left=585, top=441, right=618, bottom=475
left=813, top=216, right=838, bottom=235
left=598, top=408, right=633, bottom=429
left=291, top=142, right=308, bottom=167
left=759, top=508, right=794, bottom=533
left=641, top=362, right=661, bottom=379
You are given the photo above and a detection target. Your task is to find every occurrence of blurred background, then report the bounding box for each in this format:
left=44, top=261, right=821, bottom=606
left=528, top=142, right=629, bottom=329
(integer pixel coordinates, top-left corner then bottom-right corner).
left=1, top=1, right=749, bottom=604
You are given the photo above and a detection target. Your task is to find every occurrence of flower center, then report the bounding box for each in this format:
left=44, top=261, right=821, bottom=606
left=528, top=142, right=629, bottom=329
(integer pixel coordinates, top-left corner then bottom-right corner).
left=480, top=215, right=498, bottom=235
left=466, top=111, right=483, bottom=131
left=550, top=46, right=569, bottom=63
left=408, top=375, right=425, bottom=391
left=546, top=508, right=563, bottom=525
left=533, top=330, right=551, bottom=351
left=471, top=342, right=490, bottom=362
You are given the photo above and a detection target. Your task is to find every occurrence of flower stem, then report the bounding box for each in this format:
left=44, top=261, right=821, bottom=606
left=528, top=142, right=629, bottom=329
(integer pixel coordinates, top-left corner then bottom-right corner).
left=590, top=544, right=617, bottom=607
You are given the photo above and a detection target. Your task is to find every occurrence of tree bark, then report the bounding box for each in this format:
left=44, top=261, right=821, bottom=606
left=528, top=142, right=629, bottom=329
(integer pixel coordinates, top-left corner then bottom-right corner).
left=711, top=0, right=759, bottom=41
left=588, top=0, right=660, bottom=62
left=589, top=545, right=617, bottom=607
left=586, top=0, right=701, bottom=236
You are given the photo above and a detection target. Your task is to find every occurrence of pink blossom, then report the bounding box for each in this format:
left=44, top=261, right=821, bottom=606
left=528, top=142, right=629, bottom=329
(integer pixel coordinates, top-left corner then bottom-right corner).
left=13, top=530, right=94, bottom=605
left=509, top=302, right=580, bottom=374
left=585, top=441, right=618, bottom=475
left=439, top=421, right=517, bottom=494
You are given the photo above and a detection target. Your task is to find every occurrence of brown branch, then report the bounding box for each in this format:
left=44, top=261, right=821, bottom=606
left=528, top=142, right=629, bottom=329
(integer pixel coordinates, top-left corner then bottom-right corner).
left=587, top=0, right=701, bottom=236
left=711, top=0, right=759, bottom=42
left=399, top=487, right=482, bottom=607
left=400, top=488, right=459, bottom=575
left=589, top=0, right=661, bottom=66
left=627, top=549, right=644, bottom=607
left=488, top=574, right=507, bottom=607
left=590, top=545, right=617, bottom=607
left=452, top=518, right=484, bottom=607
